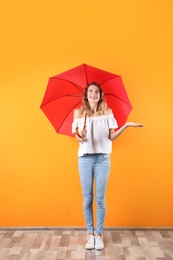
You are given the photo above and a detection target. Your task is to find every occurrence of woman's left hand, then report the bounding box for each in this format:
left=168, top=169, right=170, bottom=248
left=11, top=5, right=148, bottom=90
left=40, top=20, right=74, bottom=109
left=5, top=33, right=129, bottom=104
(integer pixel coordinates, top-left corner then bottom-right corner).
left=126, top=122, right=144, bottom=127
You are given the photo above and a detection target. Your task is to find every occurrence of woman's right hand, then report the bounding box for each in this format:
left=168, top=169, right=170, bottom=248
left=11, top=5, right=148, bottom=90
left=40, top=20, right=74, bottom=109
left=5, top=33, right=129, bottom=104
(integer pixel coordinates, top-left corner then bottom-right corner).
left=80, top=129, right=87, bottom=140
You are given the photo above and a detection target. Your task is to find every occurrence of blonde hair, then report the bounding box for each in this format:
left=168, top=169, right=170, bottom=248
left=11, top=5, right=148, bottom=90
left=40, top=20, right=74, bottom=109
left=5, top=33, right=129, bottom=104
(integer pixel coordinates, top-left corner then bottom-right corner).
left=82, top=82, right=107, bottom=115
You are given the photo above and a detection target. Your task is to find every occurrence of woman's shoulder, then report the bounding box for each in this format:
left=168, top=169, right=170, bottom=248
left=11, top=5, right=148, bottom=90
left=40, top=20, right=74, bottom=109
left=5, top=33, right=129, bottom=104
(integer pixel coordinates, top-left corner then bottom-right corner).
left=104, top=107, right=113, bottom=115
left=73, top=107, right=83, bottom=119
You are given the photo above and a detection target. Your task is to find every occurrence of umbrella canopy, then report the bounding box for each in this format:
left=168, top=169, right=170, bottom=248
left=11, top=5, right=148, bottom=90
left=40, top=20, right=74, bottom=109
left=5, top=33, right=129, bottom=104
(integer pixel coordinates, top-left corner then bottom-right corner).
left=40, top=63, right=132, bottom=137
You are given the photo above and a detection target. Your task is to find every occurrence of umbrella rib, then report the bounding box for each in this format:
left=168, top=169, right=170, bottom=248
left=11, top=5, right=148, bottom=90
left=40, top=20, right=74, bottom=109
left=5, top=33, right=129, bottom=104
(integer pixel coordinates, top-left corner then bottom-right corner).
left=100, top=75, right=121, bottom=86
left=58, top=100, right=82, bottom=132
left=52, top=78, right=84, bottom=92
left=84, top=64, right=88, bottom=85
left=40, top=94, right=82, bottom=108
left=105, top=93, right=132, bottom=108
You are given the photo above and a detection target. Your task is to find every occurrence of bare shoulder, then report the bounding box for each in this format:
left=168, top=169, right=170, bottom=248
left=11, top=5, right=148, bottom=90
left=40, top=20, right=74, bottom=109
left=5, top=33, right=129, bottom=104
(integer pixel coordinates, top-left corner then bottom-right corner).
left=104, top=107, right=113, bottom=115
left=73, top=107, right=83, bottom=119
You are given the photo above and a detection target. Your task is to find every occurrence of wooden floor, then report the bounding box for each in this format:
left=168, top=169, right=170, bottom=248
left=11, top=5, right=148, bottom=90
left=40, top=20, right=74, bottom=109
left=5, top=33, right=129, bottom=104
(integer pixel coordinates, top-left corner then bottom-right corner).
left=0, top=229, right=173, bottom=260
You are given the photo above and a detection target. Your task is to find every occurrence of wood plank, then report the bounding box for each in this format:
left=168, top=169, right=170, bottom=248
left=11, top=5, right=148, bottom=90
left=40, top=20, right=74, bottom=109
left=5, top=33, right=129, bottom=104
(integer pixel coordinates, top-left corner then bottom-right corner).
left=0, top=229, right=172, bottom=259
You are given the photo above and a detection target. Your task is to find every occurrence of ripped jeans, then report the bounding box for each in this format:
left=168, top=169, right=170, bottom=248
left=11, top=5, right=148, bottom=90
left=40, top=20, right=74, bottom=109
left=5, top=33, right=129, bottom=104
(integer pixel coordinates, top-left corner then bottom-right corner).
left=78, top=153, right=110, bottom=235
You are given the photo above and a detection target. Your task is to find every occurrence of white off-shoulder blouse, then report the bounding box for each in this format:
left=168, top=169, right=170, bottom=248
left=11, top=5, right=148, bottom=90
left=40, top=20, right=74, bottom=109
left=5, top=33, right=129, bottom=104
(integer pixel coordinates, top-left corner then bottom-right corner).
left=72, top=114, right=118, bottom=157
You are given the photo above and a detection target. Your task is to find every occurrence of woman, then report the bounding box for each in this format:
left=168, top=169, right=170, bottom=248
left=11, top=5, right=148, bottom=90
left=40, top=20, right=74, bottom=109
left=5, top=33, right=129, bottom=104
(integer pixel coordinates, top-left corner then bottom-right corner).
left=72, top=82, right=143, bottom=250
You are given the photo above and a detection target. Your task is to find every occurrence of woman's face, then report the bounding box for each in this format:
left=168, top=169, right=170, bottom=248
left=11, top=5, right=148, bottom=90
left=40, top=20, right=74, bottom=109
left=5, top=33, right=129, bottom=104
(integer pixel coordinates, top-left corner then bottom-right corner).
left=87, top=84, right=100, bottom=104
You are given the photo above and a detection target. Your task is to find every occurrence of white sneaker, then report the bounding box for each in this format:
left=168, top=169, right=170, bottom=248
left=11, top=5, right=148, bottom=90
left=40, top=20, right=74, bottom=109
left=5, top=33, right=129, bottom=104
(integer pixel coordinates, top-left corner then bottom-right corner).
left=85, top=235, right=95, bottom=250
left=95, top=235, right=104, bottom=250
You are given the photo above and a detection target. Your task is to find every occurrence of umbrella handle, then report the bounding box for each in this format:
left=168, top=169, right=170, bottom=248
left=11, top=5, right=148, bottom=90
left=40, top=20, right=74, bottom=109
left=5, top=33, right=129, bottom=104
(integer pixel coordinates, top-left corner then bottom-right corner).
left=75, top=127, right=82, bottom=138
left=83, top=113, right=87, bottom=130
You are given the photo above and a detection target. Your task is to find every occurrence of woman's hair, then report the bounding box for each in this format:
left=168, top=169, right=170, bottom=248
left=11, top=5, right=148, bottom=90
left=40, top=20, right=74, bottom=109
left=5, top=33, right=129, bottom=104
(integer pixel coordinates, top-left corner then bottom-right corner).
left=82, top=81, right=107, bottom=115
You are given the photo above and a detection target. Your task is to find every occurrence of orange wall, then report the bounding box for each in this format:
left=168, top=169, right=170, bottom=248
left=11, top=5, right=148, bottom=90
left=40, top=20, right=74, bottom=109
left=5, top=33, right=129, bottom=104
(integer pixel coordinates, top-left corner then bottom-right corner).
left=0, top=0, right=173, bottom=227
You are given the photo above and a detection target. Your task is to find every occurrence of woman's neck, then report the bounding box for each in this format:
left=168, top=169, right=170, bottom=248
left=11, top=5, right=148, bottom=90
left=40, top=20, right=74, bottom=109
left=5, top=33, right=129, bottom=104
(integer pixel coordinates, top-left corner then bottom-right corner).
left=89, top=104, right=98, bottom=113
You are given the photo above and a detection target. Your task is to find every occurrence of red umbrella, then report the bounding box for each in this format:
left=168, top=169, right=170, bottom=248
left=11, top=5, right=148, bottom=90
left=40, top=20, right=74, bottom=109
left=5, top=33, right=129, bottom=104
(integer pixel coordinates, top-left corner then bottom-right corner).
left=40, top=63, right=132, bottom=137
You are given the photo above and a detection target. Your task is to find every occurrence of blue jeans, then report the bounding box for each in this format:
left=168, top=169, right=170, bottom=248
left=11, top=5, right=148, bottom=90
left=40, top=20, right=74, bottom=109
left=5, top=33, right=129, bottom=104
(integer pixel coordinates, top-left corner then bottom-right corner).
left=78, top=153, right=110, bottom=235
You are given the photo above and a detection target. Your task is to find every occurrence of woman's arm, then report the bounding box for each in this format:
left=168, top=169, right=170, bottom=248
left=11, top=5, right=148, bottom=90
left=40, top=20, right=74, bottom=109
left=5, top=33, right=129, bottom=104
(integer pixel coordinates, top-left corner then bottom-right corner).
left=73, top=108, right=86, bottom=142
left=109, top=122, right=144, bottom=141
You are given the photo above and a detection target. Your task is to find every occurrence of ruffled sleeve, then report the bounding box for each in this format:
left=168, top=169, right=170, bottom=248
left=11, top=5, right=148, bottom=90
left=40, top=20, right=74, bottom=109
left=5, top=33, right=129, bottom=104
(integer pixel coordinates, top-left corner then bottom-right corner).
left=72, top=120, right=78, bottom=134
left=72, top=118, right=83, bottom=134
left=107, top=115, right=118, bottom=129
